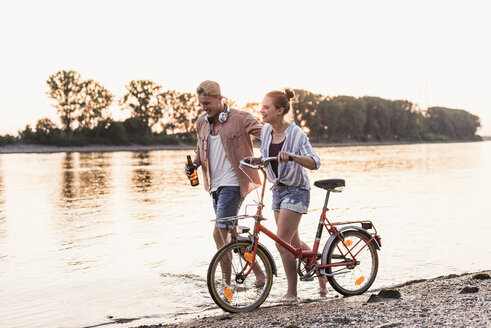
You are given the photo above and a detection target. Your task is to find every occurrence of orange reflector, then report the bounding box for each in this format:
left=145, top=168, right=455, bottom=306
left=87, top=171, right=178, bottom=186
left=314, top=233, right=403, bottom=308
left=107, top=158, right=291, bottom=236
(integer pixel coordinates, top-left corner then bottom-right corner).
left=344, top=240, right=353, bottom=247
left=244, top=252, right=253, bottom=263
left=355, top=276, right=365, bottom=286
left=224, top=286, right=233, bottom=301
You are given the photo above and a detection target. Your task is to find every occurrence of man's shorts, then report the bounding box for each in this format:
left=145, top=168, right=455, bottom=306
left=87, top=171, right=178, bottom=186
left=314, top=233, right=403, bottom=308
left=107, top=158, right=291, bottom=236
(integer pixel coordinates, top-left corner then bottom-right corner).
left=272, top=185, right=310, bottom=214
left=212, top=186, right=243, bottom=229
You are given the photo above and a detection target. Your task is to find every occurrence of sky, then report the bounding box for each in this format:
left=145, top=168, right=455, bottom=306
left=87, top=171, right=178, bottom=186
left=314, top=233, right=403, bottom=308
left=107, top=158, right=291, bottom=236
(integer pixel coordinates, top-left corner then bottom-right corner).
left=1, top=0, right=490, bottom=135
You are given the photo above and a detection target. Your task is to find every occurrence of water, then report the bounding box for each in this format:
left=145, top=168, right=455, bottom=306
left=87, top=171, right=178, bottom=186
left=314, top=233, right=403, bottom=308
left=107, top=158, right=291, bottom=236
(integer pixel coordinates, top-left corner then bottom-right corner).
left=0, top=142, right=490, bottom=327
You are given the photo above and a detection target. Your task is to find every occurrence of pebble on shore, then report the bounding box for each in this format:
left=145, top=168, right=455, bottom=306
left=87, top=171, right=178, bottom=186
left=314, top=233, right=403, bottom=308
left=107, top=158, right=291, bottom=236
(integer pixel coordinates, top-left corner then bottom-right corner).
left=136, top=271, right=490, bottom=328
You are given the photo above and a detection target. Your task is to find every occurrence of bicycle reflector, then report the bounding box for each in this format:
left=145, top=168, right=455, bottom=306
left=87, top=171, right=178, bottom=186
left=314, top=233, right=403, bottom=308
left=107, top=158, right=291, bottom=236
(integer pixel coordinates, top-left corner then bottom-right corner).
left=244, top=253, right=253, bottom=263
left=344, top=240, right=353, bottom=247
left=355, top=276, right=365, bottom=286
left=224, top=286, right=233, bottom=301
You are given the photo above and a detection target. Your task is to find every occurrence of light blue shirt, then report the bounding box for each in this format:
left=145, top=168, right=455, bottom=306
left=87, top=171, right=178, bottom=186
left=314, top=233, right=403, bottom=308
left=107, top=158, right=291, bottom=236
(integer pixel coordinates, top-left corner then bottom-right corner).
left=260, top=123, right=321, bottom=190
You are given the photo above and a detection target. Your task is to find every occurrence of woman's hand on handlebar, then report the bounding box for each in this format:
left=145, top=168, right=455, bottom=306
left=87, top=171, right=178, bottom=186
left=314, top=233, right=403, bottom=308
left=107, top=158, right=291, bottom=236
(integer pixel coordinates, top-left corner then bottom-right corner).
left=278, top=151, right=294, bottom=163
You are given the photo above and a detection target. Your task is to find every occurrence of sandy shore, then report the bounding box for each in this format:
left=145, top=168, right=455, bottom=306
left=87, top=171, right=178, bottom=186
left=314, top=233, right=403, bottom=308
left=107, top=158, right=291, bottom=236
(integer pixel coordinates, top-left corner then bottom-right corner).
left=0, top=139, right=484, bottom=154
left=136, top=271, right=490, bottom=328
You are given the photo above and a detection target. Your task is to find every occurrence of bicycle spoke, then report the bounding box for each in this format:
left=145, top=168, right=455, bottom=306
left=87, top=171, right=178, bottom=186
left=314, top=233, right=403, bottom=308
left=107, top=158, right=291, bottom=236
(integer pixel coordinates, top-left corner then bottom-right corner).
left=207, top=241, right=273, bottom=312
left=325, top=231, right=378, bottom=295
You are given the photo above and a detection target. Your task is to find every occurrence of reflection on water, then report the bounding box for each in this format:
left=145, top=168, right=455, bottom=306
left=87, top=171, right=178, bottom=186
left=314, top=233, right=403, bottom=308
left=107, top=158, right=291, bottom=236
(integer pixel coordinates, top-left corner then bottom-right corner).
left=57, top=152, right=113, bottom=273
left=61, top=153, right=76, bottom=202
left=78, top=152, right=110, bottom=198
left=61, top=153, right=110, bottom=203
left=131, top=152, right=153, bottom=195
left=0, top=158, right=6, bottom=263
left=0, top=142, right=490, bottom=328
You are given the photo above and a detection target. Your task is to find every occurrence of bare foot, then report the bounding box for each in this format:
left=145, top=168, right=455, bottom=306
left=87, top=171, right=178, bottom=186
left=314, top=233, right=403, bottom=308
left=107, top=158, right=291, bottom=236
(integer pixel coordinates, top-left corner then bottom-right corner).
left=276, top=294, right=298, bottom=303
left=255, top=274, right=266, bottom=288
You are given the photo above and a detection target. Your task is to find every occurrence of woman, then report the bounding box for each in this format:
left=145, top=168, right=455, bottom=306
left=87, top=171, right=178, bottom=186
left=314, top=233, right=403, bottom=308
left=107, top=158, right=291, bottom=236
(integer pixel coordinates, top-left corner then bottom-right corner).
left=247, top=89, right=327, bottom=302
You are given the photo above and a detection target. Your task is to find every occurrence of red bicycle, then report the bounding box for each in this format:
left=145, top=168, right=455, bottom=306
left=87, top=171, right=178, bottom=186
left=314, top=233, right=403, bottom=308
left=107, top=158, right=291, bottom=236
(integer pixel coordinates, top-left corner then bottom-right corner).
left=207, top=157, right=382, bottom=312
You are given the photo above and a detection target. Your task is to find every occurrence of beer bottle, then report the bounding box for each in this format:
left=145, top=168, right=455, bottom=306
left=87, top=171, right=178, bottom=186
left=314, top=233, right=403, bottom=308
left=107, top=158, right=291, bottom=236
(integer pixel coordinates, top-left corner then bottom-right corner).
left=186, top=155, right=199, bottom=187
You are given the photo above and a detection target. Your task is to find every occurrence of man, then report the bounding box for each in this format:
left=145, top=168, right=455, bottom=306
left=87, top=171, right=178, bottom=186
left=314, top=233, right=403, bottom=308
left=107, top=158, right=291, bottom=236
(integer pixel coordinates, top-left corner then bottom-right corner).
left=186, top=80, right=262, bottom=250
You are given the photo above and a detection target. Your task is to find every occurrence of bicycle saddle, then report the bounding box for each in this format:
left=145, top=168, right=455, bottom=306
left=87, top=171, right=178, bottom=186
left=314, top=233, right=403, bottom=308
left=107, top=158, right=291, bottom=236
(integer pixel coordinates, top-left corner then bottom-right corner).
left=313, top=179, right=345, bottom=190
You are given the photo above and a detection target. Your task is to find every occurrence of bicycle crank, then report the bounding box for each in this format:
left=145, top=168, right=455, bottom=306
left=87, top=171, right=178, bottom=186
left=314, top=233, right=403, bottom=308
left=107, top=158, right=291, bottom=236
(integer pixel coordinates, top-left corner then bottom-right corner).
left=297, top=259, right=317, bottom=281
left=235, top=273, right=246, bottom=284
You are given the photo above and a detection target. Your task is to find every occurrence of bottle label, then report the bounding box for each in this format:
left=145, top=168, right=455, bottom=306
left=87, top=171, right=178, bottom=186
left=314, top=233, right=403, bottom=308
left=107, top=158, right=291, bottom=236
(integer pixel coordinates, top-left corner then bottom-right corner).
left=186, top=155, right=199, bottom=186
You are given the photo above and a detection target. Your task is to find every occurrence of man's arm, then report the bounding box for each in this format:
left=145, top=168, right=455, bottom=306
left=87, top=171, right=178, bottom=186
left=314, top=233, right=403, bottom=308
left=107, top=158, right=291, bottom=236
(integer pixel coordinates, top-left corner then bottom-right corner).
left=193, top=119, right=203, bottom=168
left=243, top=112, right=263, bottom=139
left=185, top=123, right=202, bottom=176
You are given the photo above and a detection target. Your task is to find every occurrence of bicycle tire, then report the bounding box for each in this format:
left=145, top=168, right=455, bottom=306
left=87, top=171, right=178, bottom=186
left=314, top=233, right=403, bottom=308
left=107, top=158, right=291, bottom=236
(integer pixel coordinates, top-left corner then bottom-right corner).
left=325, top=230, right=378, bottom=295
left=207, top=240, right=274, bottom=312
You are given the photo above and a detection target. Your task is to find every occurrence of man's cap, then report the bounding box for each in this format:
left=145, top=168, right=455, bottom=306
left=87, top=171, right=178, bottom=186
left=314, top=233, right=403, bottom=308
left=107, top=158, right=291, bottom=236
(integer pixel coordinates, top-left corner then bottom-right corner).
left=196, top=80, right=222, bottom=97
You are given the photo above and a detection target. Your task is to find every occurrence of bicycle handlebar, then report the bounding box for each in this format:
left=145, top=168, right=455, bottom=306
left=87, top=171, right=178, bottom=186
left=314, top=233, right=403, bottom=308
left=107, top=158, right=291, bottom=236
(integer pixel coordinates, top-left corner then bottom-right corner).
left=239, top=156, right=278, bottom=169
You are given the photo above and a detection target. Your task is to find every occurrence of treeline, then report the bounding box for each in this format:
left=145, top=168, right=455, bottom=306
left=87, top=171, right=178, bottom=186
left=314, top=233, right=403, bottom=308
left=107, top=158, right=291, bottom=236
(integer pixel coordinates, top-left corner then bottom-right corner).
left=0, top=70, right=482, bottom=147
left=292, top=89, right=482, bottom=142
left=1, top=70, right=200, bottom=147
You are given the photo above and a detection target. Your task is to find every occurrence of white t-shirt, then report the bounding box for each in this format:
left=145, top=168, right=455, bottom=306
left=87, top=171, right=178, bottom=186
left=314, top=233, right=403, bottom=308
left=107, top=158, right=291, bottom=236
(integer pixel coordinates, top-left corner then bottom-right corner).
left=208, top=134, right=240, bottom=192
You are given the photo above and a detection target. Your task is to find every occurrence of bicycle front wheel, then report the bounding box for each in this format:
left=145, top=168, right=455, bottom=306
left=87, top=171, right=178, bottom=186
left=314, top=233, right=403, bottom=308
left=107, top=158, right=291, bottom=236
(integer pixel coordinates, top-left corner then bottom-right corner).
left=325, top=230, right=378, bottom=296
left=207, top=241, right=273, bottom=312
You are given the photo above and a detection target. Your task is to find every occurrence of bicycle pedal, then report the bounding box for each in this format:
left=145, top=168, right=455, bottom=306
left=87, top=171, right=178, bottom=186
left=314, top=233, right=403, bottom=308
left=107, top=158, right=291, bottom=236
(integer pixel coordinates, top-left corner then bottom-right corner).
left=299, top=276, right=314, bottom=282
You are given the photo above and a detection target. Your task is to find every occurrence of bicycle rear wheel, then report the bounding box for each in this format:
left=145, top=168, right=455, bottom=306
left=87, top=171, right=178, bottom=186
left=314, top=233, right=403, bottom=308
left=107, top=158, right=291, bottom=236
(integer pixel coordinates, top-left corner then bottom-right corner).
left=207, top=241, right=273, bottom=312
left=325, top=230, right=378, bottom=295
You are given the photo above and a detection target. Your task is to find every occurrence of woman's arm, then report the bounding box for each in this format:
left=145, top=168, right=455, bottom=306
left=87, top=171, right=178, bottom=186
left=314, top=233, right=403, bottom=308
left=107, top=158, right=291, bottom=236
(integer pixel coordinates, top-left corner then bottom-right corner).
left=277, top=130, right=320, bottom=170
left=278, top=151, right=316, bottom=170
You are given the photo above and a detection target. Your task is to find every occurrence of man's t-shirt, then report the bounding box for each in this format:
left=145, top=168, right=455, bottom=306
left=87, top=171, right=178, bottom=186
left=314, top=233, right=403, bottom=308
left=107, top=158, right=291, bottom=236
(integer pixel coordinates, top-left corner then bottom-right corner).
left=208, top=134, right=240, bottom=192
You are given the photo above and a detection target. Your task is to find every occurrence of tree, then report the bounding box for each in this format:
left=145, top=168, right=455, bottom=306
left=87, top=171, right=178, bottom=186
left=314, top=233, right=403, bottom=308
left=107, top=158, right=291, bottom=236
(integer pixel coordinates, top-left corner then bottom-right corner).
left=123, top=117, right=148, bottom=136
left=159, top=90, right=179, bottom=134
left=160, top=90, right=199, bottom=134
left=18, top=125, right=35, bottom=143
left=34, top=118, right=63, bottom=144
left=78, top=79, right=114, bottom=132
left=46, top=70, right=84, bottom=136
left=425, top=107, right=480, bottom=139
left=223, top=98, right=239, bottom=109
left=242, top=102, right=261, bottom=122
left=120, top=80, right=164, bottom=135
left=35, top=117, right=58, bottom=135
left=292, top=89, right=326, bottom=137
left=105, top=121, right=128, bottom=145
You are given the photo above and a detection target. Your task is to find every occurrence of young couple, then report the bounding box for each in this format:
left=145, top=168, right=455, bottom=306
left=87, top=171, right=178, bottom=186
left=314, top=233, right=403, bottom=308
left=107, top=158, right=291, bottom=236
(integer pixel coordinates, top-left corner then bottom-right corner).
left=186, top=80, right=326, bottom=303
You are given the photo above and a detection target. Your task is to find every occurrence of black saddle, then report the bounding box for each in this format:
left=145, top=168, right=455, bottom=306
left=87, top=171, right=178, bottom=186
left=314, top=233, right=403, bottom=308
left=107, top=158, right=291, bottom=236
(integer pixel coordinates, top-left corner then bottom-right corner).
left=313, top=179, right=345, bottom=190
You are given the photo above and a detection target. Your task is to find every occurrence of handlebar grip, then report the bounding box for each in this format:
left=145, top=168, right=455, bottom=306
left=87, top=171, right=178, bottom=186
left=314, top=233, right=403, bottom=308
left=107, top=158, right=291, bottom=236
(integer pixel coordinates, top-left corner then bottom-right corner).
left=239, top=159, right=257, bottom=169
left=240, top=156, right=277, bottom=169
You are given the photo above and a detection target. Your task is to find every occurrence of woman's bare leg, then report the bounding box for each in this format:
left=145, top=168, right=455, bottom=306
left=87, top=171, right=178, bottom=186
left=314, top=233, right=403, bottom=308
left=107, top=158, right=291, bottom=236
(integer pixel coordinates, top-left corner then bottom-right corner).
left=290, top=231, right=328, bottom=295
left=274, top=209, right=302, bottom=301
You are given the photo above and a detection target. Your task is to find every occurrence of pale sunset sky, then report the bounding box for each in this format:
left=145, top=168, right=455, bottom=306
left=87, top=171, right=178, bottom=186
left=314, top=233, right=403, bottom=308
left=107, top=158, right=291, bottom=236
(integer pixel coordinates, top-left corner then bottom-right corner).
left=1, top=0, right=490, bottom=135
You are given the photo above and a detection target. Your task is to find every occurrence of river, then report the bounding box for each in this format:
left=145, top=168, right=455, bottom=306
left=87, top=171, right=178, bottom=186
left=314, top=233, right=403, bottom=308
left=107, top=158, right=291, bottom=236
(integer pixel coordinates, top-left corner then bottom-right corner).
left=0, top=141, right=490, bottom=327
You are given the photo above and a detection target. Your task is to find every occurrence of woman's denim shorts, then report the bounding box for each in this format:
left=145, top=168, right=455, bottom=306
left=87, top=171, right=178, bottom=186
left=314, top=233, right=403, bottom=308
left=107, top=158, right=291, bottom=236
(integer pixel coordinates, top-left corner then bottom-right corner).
left=272, top=185, right=310, bottom=214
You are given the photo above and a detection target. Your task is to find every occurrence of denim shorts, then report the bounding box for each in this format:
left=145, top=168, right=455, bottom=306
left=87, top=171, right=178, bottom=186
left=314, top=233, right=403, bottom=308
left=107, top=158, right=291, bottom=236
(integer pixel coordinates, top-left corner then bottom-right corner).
left=212, top=186, right=243, bottom=229
left=272, top=185, right=310, bottom=214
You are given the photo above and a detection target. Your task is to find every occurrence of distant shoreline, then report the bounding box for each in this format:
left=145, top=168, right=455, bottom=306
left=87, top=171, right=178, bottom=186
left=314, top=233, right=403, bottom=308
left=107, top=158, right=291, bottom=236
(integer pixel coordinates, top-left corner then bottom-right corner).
left=0, top=139, right=486, bottom=154
left=0, top=143, right=195, bottom=154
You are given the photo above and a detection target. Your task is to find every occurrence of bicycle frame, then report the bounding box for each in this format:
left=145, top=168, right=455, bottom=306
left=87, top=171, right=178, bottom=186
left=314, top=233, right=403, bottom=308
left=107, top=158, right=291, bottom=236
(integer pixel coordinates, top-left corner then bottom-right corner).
left=238, top=163, right=380, bottom=279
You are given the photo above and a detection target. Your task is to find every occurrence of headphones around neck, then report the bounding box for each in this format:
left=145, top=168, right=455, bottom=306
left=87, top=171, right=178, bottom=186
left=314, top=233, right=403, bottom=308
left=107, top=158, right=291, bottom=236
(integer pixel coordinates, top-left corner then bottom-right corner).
left=206, top=104, right=230, bottom=124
